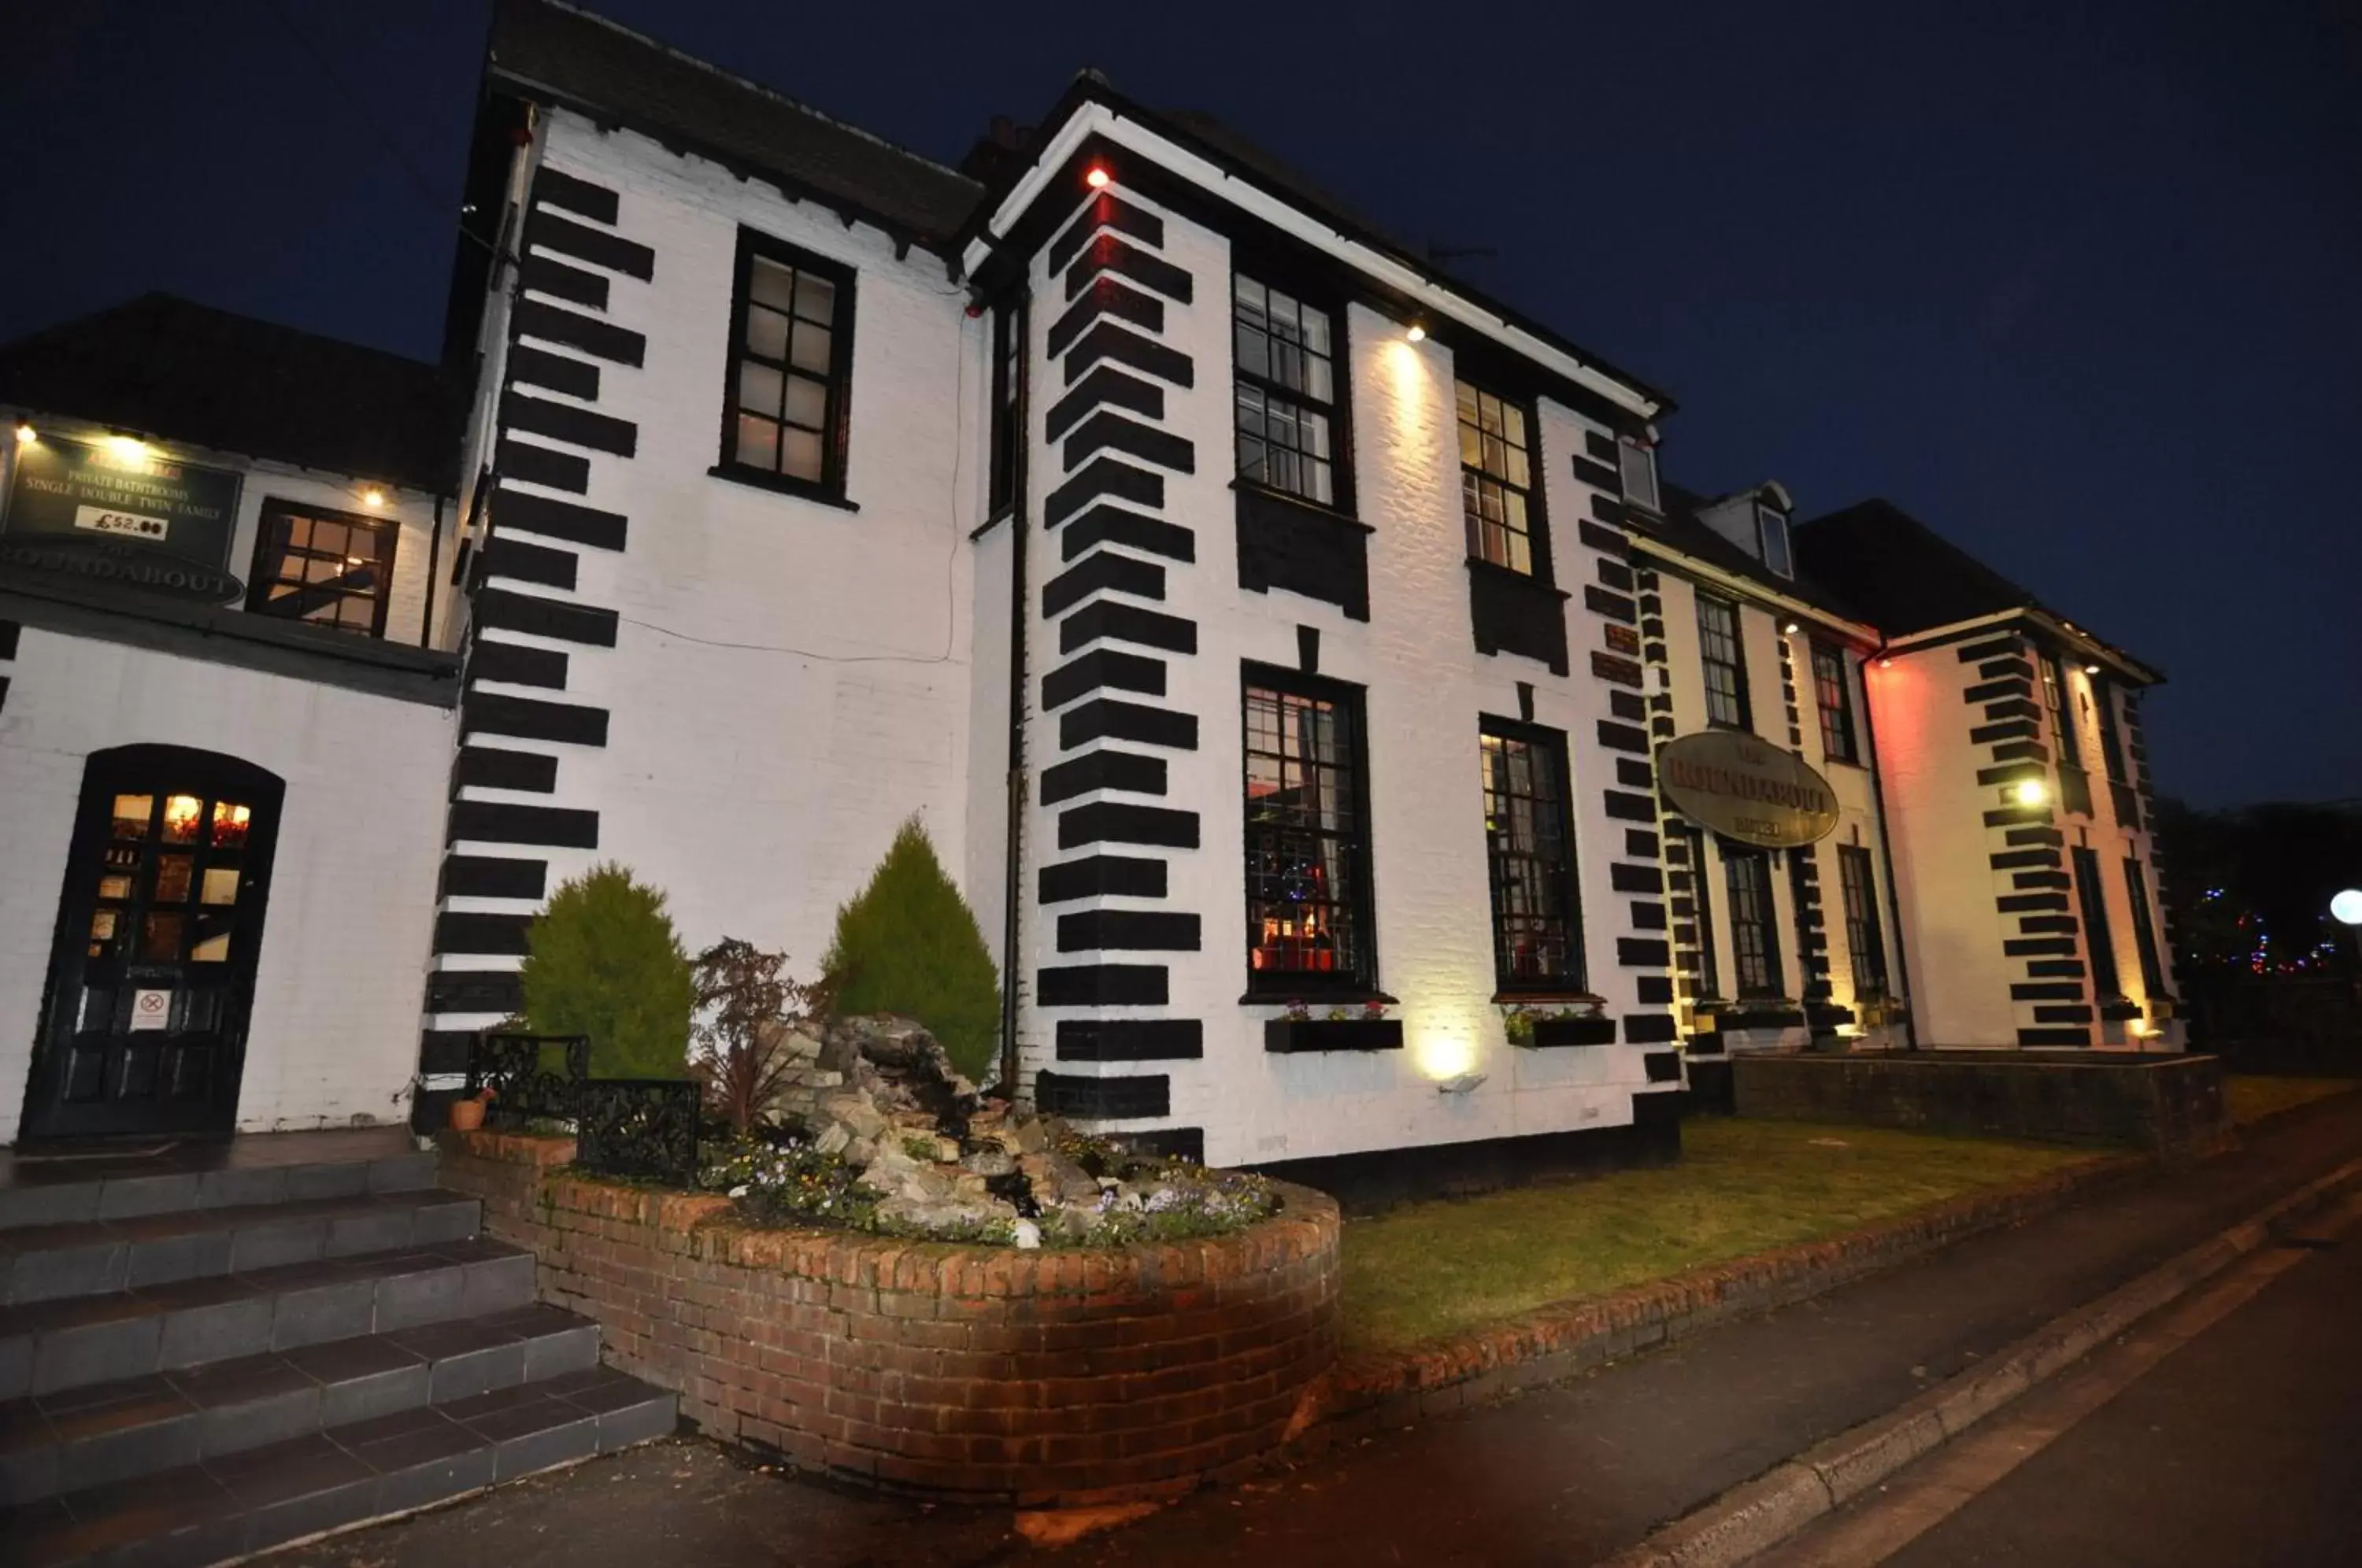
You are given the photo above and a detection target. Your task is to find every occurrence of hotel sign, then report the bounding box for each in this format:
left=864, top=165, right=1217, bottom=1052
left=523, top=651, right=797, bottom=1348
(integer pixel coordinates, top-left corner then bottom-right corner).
left=2, top=436, right=245, bottom=603
left=1659, top=730, right=1839, bottom=849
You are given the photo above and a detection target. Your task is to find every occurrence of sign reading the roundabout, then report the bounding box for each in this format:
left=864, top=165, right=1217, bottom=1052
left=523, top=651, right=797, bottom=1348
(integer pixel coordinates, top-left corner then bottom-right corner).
left=2, top=435, right=245, bottom=604
left=1659, top=730, right=1840, bottom=849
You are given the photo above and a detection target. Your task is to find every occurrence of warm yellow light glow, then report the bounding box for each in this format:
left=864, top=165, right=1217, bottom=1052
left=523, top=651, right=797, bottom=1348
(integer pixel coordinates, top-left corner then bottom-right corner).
left=1782, top=620, right=1800, bottom=634
left=101, top=435, right=151, bottom=461
left=2083, top=664, right=2100, bottom=675
left=1414, top=1030, right=1479, bottom=1081
left=1084, top=165, right=1110, bottom=190
left=11, top=422, right=33, bottom=445
left=1405, top=323, right=1427, bottom=342
left=362, top=488, right=387, bottom=508
left=2012, top=778, right=2049, bottom=808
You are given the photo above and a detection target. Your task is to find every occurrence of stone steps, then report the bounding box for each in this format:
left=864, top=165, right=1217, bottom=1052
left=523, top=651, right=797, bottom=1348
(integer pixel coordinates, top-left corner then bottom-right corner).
left=0, top=1147, right=438, bottom=1230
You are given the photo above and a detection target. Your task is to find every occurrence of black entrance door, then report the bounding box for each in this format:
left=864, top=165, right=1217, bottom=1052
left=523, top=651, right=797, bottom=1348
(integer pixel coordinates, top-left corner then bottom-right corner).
left=20, top=745, right=285, bottom=1141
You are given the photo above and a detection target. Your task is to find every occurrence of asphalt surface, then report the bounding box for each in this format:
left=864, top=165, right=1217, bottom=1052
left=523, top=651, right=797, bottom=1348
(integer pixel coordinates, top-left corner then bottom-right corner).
left=267, top=1093, right=2362, bottom=1568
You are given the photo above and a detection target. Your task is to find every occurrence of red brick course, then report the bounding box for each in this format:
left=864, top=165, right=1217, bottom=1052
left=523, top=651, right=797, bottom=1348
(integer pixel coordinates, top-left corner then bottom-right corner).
left=439, top=1131, right=1341, bottom=1505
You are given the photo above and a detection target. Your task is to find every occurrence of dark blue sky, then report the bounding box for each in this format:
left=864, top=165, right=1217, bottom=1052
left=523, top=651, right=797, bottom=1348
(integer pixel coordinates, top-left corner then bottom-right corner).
left=3, top=2, right=2353, bottom=808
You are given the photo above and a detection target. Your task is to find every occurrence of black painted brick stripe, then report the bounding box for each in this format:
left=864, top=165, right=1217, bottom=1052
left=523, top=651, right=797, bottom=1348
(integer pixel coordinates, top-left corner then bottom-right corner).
left=1985, top=697, right=2043, bottom=723
left=1048, top=277, right=1164, bottom=359
left=480, top=536, right=578, bottom=591
left=1058, top=909, right=1201, bottom=952
left=1597, top=719, right=1650, bottom=753
left=1057, top=1019, right=1203, bottom=1062
left=1572, top=456, right=1623, bottom=493
left=2033, top=1005, right=2095, bottom=1024
left=1610, top=863, right=1664, bottom=893
left=1038, top=854, right=1166, bottom=904
left=501, top=390, right=637, bottom=458
left=417, top=1030, right=476, bottom=1076
left=462, top=690, right=608, bottom=747
left=1061, top=697, right=1198, bottom=751
left=1616, top=759, right=1654, bottom=789
left=1584, top=431, right=1619, bottom=462
left=2019, top=915, right=2081, bottom=934
left=1583, top=586, right=1638, bottom=623
left=519, top=253, right=609, bottom=312
left=534, top=167, right=620, bottom=225
left=2006, top=826, right=2068, bottom=846
left=1975, top=762, right=2045, bottom=786
left=1970, top=719, right=2040, bottom=744
left=1626, top=829, right=1660, bottom=857
left=1630, top=901, right=1667, bottom=930
left=1610, top=691, right=1646, bottom=721
left=424, top=968, right=523, bottom=1017
left=1978, top=657, right=2036, bottom=682
left=1036, top=1069, right=1170, bottom=1119
left=1604, top=790, right=1657, bottom=823
left=453, top=747, right=557, bottom=795
left=1065, top=232, right=1194, bottom=305
left=1597, top=559, right=1636, bottom=591
left=1061, top=320, right=1194, bottom=390
left=2011, top=982, right=2086, bottom=1001
left=1592, top=494, right=1628, bottom=524
left=1636, top=976, right=1675, bottom=1005
left=1045, top=457, right=1163, bottom=529
left=1047, top=191, right=1167, bottom=274
left=1990, top=740, right=2049, bottom=764
left=1041, top=748, right=1168, bottom=804
left=1058, top=599, right=1196, bottom=656
left=2005, top=937, right=2080, bottom=956
left=447, top=800, right=599, bottom=849
left=1064, top=410, right=1194, bottom=475
left=467, top=639, right=569, bottom=691
left=1042, top=648, right=1166, bottom=710
left=1997, top=893, right=2071, bottom=913
left=1037, top=965, right=1168, bottom=1008
left=1062, top=505, right=1193, bottom=563
left=1058, top=801, right=1199, bottom=850
left=476, top=588, right=619, bottom=647
left=524, top=208, right=654, bottom=280
left=497, top=437, right=588, bottom=494
left=495, top=488, right=627, bottom=553
left=1627, top=1014, right=1679, bottom=1045
left=1046, top=365, right=1165, bottom=442
left=508, top=344, right=601, bottom=401
left=1577, top=520, right=1627, bottom=556
left=1957, top=635, right=2026, bottom=663
left=440, top=854, right=549, bottom=900
left=1044, top=549, right=1165, bottom=617
left=2018, top=1026, right=2093, bottom=1046
left=1990, top=848, right=2064, bottom=870
left=1983, top=807, right=2054, bottom=827
left=434, top=912, right=532, bottom=956
left=2023, top=960, right=2087, bottom=978
left=512, top=298, right=645, bottom=368
left=1618, top=938, right=1672, bottom=967
left=1964, top=678, right=2034, bottom=704
left=0, top=620, right=16, bottom=660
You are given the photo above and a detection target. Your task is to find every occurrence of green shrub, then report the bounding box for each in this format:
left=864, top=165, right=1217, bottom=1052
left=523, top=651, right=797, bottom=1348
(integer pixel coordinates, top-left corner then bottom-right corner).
left=518, top=864, right=694, bottom=1078
left=822, top=818, right=1001, bottom=1082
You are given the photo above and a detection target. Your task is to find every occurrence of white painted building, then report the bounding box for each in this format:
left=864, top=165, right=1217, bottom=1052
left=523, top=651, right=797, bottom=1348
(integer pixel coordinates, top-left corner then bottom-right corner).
left=0, top=0, right=2179, bottom=1170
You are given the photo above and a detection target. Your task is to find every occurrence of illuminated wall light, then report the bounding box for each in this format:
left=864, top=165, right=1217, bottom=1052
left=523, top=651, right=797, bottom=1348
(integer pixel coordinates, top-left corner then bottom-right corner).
left=2082, top=664, right=2100, bottom=675
left=101, top=435, right=150, bottom=460
left=1877, top=656, right=1894, bottom=668
left=11, top=422, right=33, bottom=445
left=1084, top=165, right=1111, bottom=190
left=2012, top=778, right=2049, bottom=808
left=1782, top=620, right=1801, bottom=634
left=1405, top=322, right=1427, bottom=343
left=362, top=488, right=387, bottom=508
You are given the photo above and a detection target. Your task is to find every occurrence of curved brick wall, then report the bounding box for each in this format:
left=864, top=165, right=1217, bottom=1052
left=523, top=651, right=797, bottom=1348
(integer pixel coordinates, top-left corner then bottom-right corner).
left=441, top=1130, right=1341, bottom=1503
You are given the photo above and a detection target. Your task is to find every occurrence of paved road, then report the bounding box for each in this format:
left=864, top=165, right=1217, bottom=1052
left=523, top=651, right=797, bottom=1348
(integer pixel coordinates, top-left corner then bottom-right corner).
left=268, top=1095, right=2362, bottom=1568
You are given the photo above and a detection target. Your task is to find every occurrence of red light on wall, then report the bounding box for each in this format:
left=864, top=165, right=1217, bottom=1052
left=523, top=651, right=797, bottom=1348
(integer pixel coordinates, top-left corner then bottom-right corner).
left=1085, top=165, right=1111, bottom=190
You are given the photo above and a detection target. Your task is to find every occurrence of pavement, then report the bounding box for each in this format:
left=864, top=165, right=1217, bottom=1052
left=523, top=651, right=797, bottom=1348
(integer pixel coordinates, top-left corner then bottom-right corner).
left=265, top=1092, right=2362, bottom=1568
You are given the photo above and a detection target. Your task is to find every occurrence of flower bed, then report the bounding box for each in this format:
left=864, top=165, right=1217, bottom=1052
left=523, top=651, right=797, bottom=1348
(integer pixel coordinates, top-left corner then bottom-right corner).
left=439, top=1129, right=1341, bottom=1504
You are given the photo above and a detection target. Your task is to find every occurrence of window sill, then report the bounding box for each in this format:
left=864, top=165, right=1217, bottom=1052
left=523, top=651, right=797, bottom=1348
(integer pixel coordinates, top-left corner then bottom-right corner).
left=1239, top=988, right=1398, bottom=1008
left=1490, top=989, right=1604, bottom=1006
left=1464, top=556, right=1568, bottom=597
left=707, top=464, right=861, bottom=512
left=1229, top=479, right=1374, bottom=534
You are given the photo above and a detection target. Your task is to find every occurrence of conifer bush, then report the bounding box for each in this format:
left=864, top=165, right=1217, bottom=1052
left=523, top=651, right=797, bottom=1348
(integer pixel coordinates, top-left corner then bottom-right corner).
left=518, top=863, right=695, bottom=1078
left=823, top=818, right=1001, bottom=1082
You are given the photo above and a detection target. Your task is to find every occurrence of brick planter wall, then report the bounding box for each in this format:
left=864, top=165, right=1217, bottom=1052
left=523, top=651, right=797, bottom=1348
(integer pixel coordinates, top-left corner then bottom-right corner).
left=439, top=1130, right=1341, bottom=1504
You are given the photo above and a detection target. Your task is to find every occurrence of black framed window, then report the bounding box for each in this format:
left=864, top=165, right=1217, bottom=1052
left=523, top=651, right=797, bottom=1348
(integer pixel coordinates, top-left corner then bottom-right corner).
left=1244, top=669, right=1375, bottom=993
left=245, top=501, right=398, bottom=638
left=1722, top=845, right=1783, bottom=997
left=1696, top=593, right=1752, bottom=729
left=1620, top=438, right=1660, bottom=513
left=1480, top=719, right=1583, bottom=991
left=720, top=230, right=855, bottom=496
left=1685, top=824, right=1722, bottom=1002
left=2123, top=856, right=2168, bottom=997
left=1836, top=845, right=1889, bottom=1000
left=2072, top=845, right=2123, bottom=998
left=2041, top=649, right=2094, bottom=815
left=987, top=299, right=1025, bottom=516
left=1458, top=379, right=1540, bottom=575
left=2091, top=675, right=2131, bottom=785
left=1811, top=642, right=1858, bottom=764
left=1233, top=273, right=1342, bottom=508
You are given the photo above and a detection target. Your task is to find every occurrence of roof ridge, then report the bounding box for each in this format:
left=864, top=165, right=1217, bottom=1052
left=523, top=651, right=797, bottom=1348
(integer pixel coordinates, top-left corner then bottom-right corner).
left=0, top=292, right=445, bottom=377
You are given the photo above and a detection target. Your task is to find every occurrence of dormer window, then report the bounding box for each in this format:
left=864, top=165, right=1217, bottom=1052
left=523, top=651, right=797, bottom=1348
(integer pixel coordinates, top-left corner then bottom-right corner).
left=1620, top=438, right=1660, bottom=513
left=1757, top=505, right=1794, bottom=578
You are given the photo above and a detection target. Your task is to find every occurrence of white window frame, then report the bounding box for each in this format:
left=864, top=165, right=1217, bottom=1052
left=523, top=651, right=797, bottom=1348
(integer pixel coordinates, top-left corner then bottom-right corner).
left=1757, top=505, right=1794, bottom=578
left=1620, top=438, right=1660, bottom=513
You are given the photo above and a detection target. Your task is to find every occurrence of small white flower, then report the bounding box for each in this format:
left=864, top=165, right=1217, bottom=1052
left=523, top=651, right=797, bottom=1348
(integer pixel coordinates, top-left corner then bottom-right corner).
left=1011, top=1219, right=1041, bottom=1250
left=728, top=1185, right=750, bottom=1199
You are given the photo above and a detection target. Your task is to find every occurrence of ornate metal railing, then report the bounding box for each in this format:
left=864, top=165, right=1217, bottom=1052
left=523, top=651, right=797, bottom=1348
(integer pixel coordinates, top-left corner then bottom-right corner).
left=466, top=1033, right=589, bottom=1128
left=573, top=1078, right=702, bottom=1186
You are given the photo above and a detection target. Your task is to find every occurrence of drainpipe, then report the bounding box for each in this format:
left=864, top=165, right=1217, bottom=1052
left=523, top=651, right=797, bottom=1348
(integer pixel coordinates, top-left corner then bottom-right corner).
left=995, top=298, right=1031, bottom=1101
left=421, top=493, right=445, bottom=648
left=1857, top=640, right=1918, bottom=1049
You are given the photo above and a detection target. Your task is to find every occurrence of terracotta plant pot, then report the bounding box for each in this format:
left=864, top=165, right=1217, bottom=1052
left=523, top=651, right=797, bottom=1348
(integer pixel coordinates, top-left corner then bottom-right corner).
left=449, top=1095, right=487, bottom=1132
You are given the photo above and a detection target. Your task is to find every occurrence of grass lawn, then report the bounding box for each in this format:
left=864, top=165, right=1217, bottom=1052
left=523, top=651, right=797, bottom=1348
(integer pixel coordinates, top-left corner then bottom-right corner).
left=1340, top=1118, right=2094, bottom=1353
left=2223, top=1074, right=2356, bottom=1126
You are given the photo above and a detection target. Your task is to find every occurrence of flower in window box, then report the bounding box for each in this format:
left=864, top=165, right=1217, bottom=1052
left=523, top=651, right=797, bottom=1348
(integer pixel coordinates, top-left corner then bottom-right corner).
left=1283, top=999, right=1311, bottom=1023
left=1324, top=1005, right=1353, bottom=1023
left=1564, top=993, right=1608, bottom=1019
left=1361, top=999, right=1389, bottom=1021
left=1501, top=1004, right=1536, bottom=1045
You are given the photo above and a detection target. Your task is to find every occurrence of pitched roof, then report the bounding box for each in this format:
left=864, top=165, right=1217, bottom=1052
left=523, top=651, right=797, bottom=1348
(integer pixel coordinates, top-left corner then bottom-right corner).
left=1636, top=482, right=1868, bottom=626
left=488, top=0, right=982, bottom=248
left=0, top=294, right=460, bottom=493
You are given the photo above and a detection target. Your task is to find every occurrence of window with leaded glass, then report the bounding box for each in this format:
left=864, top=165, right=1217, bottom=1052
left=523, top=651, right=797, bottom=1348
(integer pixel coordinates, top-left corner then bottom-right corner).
left=1812, top=642, right=1859, bottom=764
left=1685, top=823, right=1722, bottom=1002
left=1243, top=670, right=1374, bottom=993
left=721, top=231, right=853, bottom=495
left=2073, top=845, right=2123, bottom=997
left=1233, top=274, right=1341, bottom=507
left=2123, top=856, right=2168, bottom=997
left=1836, top=844, right=1888, bottom=1000
left=2042, top=649, right=2094, bottom=815
left=1696, top=593, right=1751, bottom=729
left=1458, top=380, right=1539, bottom=575
left=1722, top=845, right=1783, bottom=997
left=245, top=501, right=397, bottom=638
left=1480, top=720, right=1583, bottom=991
left=987, top=300, right=1024, bottom=516
left=2091, top=674, right=2131, bottom=785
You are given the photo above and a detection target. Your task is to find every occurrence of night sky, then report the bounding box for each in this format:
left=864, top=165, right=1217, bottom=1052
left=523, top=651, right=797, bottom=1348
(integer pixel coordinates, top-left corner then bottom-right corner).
left=2, top=2, right=2353, bottom=808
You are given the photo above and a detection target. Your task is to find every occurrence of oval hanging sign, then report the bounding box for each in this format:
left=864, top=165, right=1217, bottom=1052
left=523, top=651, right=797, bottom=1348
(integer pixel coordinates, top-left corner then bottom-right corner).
left=1658, top=730, right=1840, bottom=849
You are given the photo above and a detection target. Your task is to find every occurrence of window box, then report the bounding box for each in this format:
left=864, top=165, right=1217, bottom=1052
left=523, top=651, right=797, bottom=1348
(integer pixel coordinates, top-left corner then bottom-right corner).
left=1235, top=483, right=1372, bottom=619
left=1525, top=1014, right=1619, bottom=1048
left=1720, top=1004, right=1806, bottom=1031
left=1264, top=1017, right=1404, bottom=1053
left=1467, top=558, right=1570, bottom=675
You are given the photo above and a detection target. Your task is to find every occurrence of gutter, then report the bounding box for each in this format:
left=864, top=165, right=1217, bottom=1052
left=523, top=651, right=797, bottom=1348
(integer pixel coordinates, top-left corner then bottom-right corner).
left=996, top=301, right=1031, bottom=1100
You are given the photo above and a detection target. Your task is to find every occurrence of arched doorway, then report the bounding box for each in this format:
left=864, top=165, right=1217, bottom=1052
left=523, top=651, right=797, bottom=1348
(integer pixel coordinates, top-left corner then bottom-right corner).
left=18, top=745, right=286, bottom=1141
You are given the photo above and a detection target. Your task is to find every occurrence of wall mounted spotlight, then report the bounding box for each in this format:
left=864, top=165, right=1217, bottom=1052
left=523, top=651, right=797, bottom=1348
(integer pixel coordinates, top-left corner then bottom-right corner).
left=1084, top=165, right=1111, bottom=190
left=1435, top=1071, right=1487, bottom=1096
left=1405, top=322, right=1427, bottom=342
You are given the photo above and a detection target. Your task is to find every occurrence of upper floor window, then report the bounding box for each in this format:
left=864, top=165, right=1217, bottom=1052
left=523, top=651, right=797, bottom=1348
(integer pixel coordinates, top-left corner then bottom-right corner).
left=1811, top=642, right=1859, bottom=764
left=1244, top=669, right=1375, bottom=994
left=1620, top=438, right=1660, bottom=513
left=246, top=501, right=397, bottom=639
left=1758, top=505, right=1794, bottom=578
left=1696, top=592, right=1751, bottom=729
left=1233, top=274, right=1341, bottom=508
left=2091, top=674, right=2131, bottom=785
left=987, top=300, right=1024, bottom=516
left=1458, top=380, right=1538, bottom=575
left=1480, top=720, right=1583, bottom=992
left=721, top=231, right=854, bottom=497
